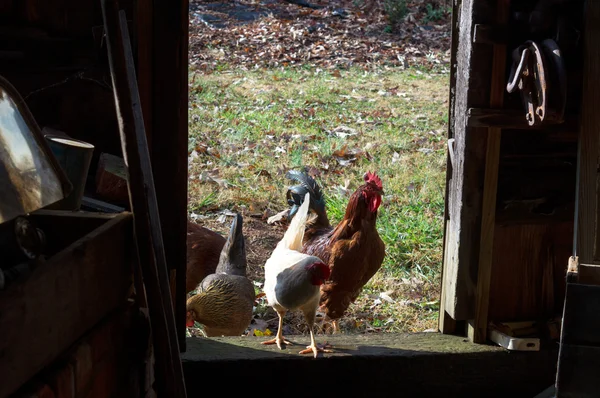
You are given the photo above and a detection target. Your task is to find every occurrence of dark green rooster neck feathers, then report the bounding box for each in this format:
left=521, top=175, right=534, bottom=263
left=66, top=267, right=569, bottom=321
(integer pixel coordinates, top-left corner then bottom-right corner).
left=215, top=213, right=247, bottom=277
left=285, top=169, right=330, bottom=227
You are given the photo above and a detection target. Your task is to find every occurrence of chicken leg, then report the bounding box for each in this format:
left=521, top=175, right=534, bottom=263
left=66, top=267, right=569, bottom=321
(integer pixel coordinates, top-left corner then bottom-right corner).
left=299, top=307, right=333, bottom=358
left=332, top=319, right=340, bottom=334
left=261, top=309, right=292, bottom=349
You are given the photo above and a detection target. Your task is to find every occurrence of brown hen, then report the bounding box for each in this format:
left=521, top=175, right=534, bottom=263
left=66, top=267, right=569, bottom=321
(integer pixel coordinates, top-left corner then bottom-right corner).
left=186, top=221, right=226, bottom=294
left=186, top=214, right=255, bottom=337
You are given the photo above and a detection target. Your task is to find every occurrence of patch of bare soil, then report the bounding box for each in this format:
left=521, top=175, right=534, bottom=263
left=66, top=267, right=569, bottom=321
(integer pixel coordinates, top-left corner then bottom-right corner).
left=191, top=214, right=286, bottom=282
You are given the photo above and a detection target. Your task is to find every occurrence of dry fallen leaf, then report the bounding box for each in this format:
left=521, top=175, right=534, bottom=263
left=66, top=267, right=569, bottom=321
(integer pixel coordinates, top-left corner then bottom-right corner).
left=199, top=169, right=230, bottom=188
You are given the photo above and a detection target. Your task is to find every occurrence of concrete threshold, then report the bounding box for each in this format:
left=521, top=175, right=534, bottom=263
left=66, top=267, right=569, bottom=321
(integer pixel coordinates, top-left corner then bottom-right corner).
left=182, top=332, right=558, bottom=397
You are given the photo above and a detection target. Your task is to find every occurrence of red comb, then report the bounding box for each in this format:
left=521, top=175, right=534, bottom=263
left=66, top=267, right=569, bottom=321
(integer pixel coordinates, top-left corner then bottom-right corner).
left=364, top=171, right=382, bottom=189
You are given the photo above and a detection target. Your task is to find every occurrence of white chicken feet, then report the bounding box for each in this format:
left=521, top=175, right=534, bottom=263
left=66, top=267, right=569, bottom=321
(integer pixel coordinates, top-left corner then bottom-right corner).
left=298, top=329, right=334, bottom=358
left=261, top=310, right=293, bottom=349
left=261, top=336, right=293, bottom=349
left=299, top=342, right=333, bottom=358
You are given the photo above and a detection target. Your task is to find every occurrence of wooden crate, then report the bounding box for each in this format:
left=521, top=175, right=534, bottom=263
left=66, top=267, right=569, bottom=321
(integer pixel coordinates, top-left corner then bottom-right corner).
left=0, top=210, right=134, bottom=398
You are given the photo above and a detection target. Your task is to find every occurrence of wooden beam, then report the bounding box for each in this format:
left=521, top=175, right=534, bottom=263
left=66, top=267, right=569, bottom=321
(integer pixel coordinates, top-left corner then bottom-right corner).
left=576, top=0, right=600, bottom=264
left=439, top=0, right=461, bottom=335
left=101, top=3, right=187, bottom=397
left=441, top=0, right=494, bottom=322
left=467, top=108, right=578, bottom=131
left=150, top=0, right=190, bottom=351
left=468, top=0, right=510, bottom=344
left=0, top=213, right=133, bottom=398
left=440, top=224, right=457, bottom=333
left=134, top=0, right=154, bottom=150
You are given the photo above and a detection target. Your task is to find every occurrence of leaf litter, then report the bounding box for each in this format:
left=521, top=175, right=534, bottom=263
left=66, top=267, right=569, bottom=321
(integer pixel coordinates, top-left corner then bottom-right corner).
left=189, top=0, right=451, bottom=71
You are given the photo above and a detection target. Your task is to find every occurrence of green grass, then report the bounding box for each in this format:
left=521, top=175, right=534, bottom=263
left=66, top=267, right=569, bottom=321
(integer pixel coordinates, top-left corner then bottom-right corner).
left=188, top=65, right=449, bottom=334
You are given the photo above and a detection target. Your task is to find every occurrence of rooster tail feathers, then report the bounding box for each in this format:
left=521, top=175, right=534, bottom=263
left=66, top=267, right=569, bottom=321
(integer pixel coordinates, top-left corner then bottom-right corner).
left=278, top=192, right=311, bottom=252
left=215, top=213, right=247, bottom=277
left=285, top=169, right=328, bottom=225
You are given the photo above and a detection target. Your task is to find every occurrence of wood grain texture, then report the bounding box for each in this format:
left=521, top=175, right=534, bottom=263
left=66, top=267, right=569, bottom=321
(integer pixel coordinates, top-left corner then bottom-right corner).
left=467, top=108, right=578, bottom=131
left=101, top=3, right=187, bottom=396
left=467, top=0, right=510, bottom=344
left=438, top=0, right=460, bottom=335
left=150, top=0, right=190, bottom=351
left=488, top=222, right=573, bottom=321
left=0, top=213, right=133, bottom=398
left=441, top=0, right=494, bottom=322
left=576, top=0, right=600, bottom=264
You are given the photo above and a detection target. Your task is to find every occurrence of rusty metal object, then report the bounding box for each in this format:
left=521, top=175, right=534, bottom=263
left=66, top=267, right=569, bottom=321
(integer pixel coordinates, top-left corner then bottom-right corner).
left=506, top=39, right=566, bottom=127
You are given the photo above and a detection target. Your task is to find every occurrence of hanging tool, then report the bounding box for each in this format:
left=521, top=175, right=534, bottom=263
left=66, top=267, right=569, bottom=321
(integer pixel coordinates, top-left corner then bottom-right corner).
left=506, top=38, right=567, bottom=126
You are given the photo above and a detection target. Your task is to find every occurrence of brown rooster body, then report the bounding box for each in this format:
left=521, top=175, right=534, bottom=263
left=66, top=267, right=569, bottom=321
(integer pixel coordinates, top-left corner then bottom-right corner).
left=186, top=221, right=226, bottom=294
left=186, top=214, right=255, bottom=337
left=285, top=170, right=385, bottom=332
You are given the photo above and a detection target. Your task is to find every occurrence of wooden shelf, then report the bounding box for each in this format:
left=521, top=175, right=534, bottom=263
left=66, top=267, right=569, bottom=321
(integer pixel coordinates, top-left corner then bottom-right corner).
left=467, top=108, right=579, bottom=131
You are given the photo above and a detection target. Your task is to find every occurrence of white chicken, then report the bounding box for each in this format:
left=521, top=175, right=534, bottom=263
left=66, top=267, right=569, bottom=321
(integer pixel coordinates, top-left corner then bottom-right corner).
left=261, top=192, right=333, bottom=358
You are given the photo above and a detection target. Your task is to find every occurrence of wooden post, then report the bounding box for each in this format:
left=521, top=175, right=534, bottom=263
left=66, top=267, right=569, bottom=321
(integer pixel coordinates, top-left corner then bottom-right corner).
left=467, top=0, right=511, bottom=343
left=150, top=0, right=190, bottom=351
left=575, top=0, right=600, bottom=265
left=101, top=2, right=187, bottom=396
left=439, top=0, right=495, bottom=324
left=438, top=0, right=461, bottom=335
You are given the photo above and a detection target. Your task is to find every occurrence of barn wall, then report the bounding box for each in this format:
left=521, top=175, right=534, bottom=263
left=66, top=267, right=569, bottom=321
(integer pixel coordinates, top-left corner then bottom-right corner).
left=441, top=0, right=585, bottom=335
left=9, top=304, right=152, bottom=398
left=0, top=0, right=134, bottom=179
left=0, top=0, right=187, bottom=395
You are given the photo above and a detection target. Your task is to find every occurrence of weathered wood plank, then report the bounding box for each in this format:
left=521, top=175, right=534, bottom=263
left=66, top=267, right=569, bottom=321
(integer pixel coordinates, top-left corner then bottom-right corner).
left=575, top=0, right=600, bottom=264
left=438, top=0, right=460, bottom=335
left=101, top=3, right=187, bottom=397
left=468, top=0, right=510, bottom=343
left=467, top=108, right=578, bottom=130
left=135, top=0, right=154, bottom=151
left=30, top=209, right=122, bottom=255
left=183, top=334, right=558, bottom=398
left=439, top=224, right=457, bottom=333
left=150, top=0, right=190, bottom=351
left=441, top=0, right=494, bottom=322
left=0, top=213, right=133, bottom=398
left=488, top=222, right=572, bottom=321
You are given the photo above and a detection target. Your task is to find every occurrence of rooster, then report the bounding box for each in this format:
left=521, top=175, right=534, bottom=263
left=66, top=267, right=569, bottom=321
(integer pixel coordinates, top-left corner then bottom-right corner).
left=262, top=192, right=333, bottom=358
left=285, top=169, right=385, bottom=333
left=186, top=214, right=255, bottom=337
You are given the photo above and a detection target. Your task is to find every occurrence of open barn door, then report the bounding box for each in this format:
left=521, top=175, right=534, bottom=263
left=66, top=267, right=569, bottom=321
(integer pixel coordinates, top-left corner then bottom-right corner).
left=438, top=0, right=497, bottom=334
left=555, top=1, right=600, bottom=396
left=440, top=0, right=583, bottom=346
left=439, top=0, right=513, bottom=341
